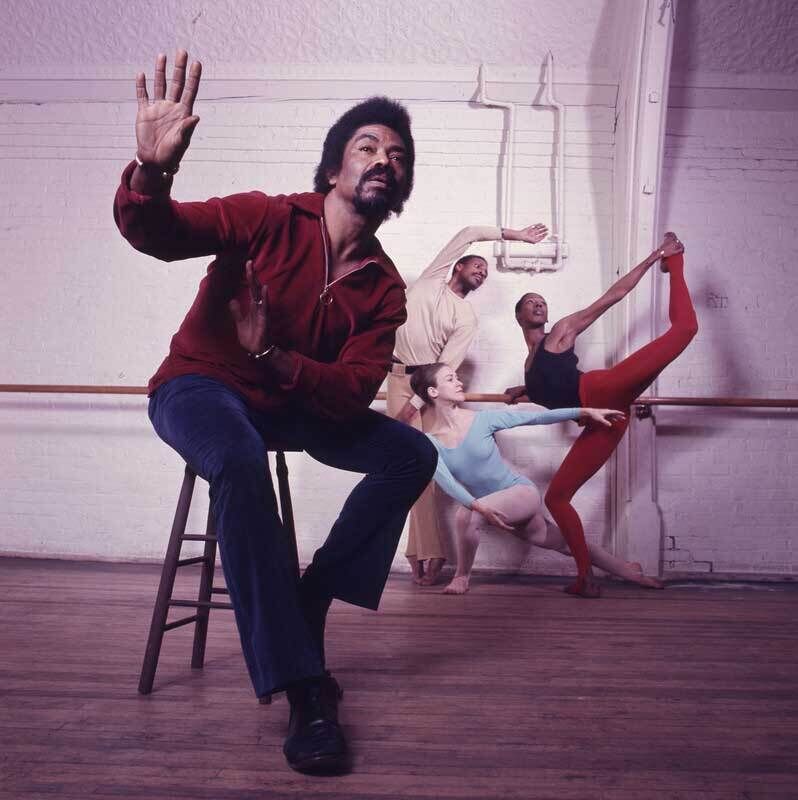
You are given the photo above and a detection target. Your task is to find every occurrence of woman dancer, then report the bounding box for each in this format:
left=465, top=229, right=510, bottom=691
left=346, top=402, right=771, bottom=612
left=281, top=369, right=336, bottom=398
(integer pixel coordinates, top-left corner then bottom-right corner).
left=505, top=232, right=697, bottom=597
left=410, top=363, right=664, bottom=595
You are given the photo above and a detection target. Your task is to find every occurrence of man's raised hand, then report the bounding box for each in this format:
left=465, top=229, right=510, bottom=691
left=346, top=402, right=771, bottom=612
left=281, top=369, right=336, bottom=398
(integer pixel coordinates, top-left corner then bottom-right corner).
left=515, top=223, right=549, bottom=244
left=135, top=50, right=202, bottom=173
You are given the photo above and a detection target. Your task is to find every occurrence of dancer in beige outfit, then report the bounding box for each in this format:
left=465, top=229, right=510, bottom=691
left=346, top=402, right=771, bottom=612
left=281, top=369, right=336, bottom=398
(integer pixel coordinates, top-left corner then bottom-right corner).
left=388, top=222, right=548, bottom=584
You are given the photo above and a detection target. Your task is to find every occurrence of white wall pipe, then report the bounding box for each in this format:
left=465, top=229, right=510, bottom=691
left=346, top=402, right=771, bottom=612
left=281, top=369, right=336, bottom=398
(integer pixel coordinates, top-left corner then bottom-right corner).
left=475, top=64, right=515, bottom=269
left=475, top=61, right=566, bottom=272
left=543, top=51, right=566, bottom=270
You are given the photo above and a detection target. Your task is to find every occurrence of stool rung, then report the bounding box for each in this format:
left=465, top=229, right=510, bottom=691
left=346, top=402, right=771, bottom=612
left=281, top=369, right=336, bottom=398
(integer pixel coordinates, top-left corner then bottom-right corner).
left=211, top=587, right=229, bottom=595
left=170, top=599, right=234, bottom=610
left=176, top=556, right=207, bottom=567
left=182, top=534, right=217, bottom=542
left=163, top=614, right=200, bottom=632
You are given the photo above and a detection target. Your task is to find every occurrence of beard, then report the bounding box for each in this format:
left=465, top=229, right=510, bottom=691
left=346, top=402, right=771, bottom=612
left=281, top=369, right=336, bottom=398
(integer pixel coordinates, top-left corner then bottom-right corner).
left=352, top=166, right=401, bottom=221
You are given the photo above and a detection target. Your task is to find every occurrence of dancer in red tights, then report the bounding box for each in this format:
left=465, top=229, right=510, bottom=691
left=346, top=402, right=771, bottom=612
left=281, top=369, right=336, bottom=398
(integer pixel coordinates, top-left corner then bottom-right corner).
left=505, top=232, right=697, bottom=597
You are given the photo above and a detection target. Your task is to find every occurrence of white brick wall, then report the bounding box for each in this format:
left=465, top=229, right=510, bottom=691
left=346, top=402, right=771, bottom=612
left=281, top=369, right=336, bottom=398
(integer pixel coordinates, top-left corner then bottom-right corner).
left=656, top=105, right=798, bottom=576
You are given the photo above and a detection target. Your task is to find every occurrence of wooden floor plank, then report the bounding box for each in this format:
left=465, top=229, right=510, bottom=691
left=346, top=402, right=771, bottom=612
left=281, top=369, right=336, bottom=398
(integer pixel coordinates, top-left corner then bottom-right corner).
left=1, top=558, right=797, bottom=799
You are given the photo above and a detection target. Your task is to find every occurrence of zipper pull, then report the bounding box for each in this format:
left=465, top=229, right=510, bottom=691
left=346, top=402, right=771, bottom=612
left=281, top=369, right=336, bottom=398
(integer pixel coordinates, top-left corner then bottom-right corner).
left=319, top=288, right=334, bottom=306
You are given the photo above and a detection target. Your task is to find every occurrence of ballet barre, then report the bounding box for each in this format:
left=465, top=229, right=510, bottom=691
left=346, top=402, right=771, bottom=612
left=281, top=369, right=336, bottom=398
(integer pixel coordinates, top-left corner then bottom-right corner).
left=1, top=384, right=797, bottom=410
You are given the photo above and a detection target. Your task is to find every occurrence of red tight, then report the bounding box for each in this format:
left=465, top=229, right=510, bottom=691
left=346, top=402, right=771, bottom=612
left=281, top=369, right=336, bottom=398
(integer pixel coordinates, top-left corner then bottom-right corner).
left=544, top=253, right=698, bottom=585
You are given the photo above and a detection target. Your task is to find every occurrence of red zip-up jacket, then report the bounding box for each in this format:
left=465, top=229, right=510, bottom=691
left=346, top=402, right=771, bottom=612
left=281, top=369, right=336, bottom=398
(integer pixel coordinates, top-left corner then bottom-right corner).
left=114, top=162, right=407, bottom=421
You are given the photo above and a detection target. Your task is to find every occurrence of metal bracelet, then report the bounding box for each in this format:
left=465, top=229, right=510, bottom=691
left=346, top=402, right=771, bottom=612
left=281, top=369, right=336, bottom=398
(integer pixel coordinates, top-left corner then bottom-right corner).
left=251, top=344, right=277, bottom=361
left=134, top=153, right=179, bottom=178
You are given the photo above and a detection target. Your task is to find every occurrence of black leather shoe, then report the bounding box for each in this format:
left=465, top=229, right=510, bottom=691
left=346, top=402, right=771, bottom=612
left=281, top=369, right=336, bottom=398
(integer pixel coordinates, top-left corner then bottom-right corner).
left=283, top=673, right=348, bottom=774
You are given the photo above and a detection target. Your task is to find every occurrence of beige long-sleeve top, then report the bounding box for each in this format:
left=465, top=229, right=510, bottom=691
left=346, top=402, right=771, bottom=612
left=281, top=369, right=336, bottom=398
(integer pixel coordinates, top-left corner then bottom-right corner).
left=393, top=225, right=502, bottom=369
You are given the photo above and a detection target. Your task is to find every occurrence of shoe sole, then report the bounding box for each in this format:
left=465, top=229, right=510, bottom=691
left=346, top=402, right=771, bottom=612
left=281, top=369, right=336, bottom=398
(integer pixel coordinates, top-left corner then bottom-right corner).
left=287, top=751, right=350, bottom=775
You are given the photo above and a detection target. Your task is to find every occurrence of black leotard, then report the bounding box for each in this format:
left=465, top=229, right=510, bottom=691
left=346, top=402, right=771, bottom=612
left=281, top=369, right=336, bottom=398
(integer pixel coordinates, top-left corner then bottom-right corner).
left=523, top=334, right=582, bottom=409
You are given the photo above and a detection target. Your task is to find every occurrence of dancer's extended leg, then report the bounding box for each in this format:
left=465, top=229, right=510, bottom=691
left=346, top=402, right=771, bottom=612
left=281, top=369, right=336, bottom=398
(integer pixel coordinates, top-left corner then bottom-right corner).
left=586, top=251, right=698, bottom=408
left=545, top=249, right=697, bottom=596
left=519, top=512, right=662, bottom=588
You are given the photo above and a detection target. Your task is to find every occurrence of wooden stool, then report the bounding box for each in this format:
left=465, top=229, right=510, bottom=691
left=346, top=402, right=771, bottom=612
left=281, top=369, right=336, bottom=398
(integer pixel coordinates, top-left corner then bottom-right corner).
left=138, top=450, right=300, bottom=699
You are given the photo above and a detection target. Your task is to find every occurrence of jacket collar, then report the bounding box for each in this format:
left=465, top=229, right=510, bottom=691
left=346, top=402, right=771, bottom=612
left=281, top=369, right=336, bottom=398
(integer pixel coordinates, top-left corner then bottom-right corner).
left=287, top=192, right=406, bottom=289
left=286, top=191, right=326, bottom=216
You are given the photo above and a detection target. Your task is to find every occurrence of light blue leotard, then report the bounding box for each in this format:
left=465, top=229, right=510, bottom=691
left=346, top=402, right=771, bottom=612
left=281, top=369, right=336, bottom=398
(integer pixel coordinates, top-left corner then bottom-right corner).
left=427, top=408, right=581, bottom=507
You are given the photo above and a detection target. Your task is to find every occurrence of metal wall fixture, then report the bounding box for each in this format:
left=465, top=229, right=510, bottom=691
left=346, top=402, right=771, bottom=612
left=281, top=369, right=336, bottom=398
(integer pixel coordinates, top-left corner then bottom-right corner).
left=475, top=52, right=568, bottom=272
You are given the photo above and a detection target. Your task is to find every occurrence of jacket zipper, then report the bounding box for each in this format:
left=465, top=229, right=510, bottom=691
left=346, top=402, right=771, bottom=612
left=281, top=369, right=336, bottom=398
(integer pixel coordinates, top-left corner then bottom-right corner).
left=318, top=217, right=371, bottom=306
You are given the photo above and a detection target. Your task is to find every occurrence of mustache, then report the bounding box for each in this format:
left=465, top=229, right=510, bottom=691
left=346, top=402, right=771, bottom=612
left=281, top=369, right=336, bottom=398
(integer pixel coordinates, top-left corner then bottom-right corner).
left=359, top=165, right=397, bottom=190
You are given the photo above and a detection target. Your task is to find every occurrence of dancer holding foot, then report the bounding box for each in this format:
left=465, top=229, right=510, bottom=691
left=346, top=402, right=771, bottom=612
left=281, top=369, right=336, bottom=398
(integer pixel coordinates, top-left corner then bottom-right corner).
left=409, top=364, right=661, bottom=594
left=505, top=232, right=697, bottom=597
left=387, top=222, right=548, bottom=585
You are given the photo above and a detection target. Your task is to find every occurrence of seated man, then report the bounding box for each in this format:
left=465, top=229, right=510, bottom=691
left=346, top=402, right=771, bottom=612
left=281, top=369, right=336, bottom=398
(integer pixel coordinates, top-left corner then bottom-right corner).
left=114, top=50, right=436, bottom=774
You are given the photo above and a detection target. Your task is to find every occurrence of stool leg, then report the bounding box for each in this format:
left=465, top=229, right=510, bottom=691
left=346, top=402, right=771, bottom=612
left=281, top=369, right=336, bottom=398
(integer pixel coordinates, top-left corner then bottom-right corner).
left=138, top=465, right=196, bottom=695
left=275, top=450, right=299, bottom=578
left=191, top=506, right=217, bottom=669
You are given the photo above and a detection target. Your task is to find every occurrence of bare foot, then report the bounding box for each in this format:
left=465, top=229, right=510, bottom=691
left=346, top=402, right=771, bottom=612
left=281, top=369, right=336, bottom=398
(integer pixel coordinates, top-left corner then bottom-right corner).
left=419, top=557, right=445, bottom=586
left=627, top=562, right=665, bottom=589
left=407, top=556, right=424, bottom=585
left=443, top=575, right=470, bottom=595
left=564, top=575, right=602, bottom=598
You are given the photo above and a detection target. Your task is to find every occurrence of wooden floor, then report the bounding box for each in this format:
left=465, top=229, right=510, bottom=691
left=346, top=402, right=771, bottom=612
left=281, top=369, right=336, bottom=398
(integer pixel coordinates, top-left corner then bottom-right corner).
left=1, top=559, right=797, bottom=800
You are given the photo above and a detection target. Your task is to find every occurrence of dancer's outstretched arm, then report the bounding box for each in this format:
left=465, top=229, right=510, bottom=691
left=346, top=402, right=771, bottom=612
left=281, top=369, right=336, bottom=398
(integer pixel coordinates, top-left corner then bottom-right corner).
left=483, top=407, right=625, bottom=431
left=546, top=236, right=683, bottom=351
left=417, top=223, right=548, bottom=283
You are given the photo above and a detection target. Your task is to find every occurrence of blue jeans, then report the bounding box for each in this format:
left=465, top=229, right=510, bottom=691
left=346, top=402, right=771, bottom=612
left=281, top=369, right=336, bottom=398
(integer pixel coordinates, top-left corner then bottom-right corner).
left=148, top=375, right=437, bottom=697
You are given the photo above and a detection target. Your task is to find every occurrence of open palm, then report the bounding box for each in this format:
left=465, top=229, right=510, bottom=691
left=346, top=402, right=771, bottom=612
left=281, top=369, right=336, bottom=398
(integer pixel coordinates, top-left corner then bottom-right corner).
left=229, top=260, right=269, bottom=354
left=135, top=50, right=202, bottom=170
left=518, top=223, right=549, bottom=244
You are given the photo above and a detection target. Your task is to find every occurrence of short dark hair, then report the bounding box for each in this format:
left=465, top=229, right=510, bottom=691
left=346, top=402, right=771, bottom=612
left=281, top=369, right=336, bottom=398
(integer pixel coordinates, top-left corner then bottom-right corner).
left=313, top=96, right=415, bottom=214
left=409, top=363, right=447, bottom=404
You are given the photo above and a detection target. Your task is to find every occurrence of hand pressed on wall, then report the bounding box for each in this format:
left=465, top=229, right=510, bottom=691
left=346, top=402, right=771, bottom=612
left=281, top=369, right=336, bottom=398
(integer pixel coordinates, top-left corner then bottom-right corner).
left=512, top=223, right=549, bottom=244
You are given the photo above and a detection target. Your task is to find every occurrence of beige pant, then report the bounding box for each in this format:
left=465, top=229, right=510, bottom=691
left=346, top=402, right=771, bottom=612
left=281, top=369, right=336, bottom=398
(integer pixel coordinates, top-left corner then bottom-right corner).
left=386, top=372, right=445, bottom=561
